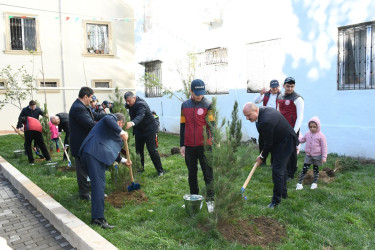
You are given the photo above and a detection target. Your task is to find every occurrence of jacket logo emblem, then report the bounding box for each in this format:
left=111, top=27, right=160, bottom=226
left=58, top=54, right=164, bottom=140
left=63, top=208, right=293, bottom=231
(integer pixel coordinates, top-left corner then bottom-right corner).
left=285, top=100, right=290, bottom=105
left=197, top=108, right=204, bottom=115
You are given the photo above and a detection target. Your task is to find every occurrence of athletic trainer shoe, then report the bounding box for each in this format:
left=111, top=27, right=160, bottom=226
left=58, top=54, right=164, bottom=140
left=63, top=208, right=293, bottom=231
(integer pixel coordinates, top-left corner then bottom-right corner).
left=296, top=183, right=303, bottom=190
left=207, top=201, right=215, bottom=213
left=311, top=183, right=318, bottom=189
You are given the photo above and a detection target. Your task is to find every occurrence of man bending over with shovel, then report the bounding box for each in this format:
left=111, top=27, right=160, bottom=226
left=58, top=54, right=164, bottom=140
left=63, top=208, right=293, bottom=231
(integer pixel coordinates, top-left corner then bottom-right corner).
left=243, top=103, right=298, bottom=209
left=78, top=113, right=131, bottom=229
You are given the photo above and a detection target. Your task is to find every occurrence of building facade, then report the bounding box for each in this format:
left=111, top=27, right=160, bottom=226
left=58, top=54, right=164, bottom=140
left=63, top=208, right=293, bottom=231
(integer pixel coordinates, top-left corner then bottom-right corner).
left=0, top=0, right=135, bottom=130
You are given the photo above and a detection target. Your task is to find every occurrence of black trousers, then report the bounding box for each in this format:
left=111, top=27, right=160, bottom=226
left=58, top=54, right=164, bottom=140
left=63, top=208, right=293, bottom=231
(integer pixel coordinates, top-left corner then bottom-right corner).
left=185, top=146, right=214, bottom=201
left=287, top=130, right=299, bottom=178
left=24, top=130, right=50, bottom=163
left=135, top=133, right=164, bottom=173
left=270, top=135, right=295, bottom=204
left=74, top=156, right=90, bottom=197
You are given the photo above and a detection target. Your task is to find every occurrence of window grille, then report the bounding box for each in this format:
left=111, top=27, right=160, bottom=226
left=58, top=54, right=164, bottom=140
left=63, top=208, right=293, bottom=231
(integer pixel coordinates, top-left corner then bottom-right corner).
left=144, top=61, right=162, bottom=97
left=95, top=81, right=110, bottom=88
left=0, top=82, right=5, bottom=88
left=195, top=48, right=229, bottom=94
left=9, top=17, right=36, bottom=51
left=86, top=24, right=109, bottom=54
left=246, top=38, right=282, bottom=93
left=338, top=21, right=375, bottom=90
left=40, top=82, right=57, bottom=87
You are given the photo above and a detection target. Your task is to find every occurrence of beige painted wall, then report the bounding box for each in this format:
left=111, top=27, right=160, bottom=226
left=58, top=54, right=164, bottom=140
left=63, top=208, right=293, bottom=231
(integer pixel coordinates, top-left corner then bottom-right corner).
left=0, top=0, right=135, bottom=130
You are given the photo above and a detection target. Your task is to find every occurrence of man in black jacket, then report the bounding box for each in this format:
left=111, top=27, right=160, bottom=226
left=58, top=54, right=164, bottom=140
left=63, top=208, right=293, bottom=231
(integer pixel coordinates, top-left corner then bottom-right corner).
left=16, top=100, right=44, bottom=129
left=50, top=112, right=70, bottom=161
left=243, top=102, right=298, bottom=208
left=124, top=92, right=164, bottom=176
left=69, top=87, right=106, bottom=201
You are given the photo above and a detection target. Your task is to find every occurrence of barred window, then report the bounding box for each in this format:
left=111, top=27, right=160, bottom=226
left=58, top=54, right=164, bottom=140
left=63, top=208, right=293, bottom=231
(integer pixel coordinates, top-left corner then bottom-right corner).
left=338, top=21, right=375, bottom=90
left=0, top=81, right=5, bottom=88
left=195, top=47, right=229, bottom=94
left=143, top=60, right=162, bottom=97
left=85, top=21, right=111, bottom=55
left=246, top=38, right=282, bottom=93
left=40, top=82, right=57, bottom=87
left=94, top=81, right=110, bottom=88
left=9, top=17, right=37, bottom=51
left=37, top=79, right=60, bottom=92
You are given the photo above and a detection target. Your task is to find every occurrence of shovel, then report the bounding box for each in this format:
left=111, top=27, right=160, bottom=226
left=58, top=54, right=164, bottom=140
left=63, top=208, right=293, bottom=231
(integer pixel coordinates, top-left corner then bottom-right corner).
left=124, top=140, right=140, bottom=192
left=58, top=137, right=72, bottom=167
left=241, top=161, right=260, bottom=200
left=12, top=125, right=25, bottom=140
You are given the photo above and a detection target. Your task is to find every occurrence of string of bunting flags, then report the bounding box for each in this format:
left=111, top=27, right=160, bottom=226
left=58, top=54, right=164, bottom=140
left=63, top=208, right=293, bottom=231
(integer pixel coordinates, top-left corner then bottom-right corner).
left=6, top=15, right=135, bottom=22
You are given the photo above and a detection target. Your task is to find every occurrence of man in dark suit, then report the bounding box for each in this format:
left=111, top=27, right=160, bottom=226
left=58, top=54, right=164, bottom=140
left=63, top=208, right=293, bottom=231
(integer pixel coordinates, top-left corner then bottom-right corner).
left=124, top=92, right=164, bottom=176
left=69, top=87, right=106, bottom=201
left=243, top=102, right=298, bottom=208
left=79, top=113, right=131, bottom=229
left=50, top=112, right=70, bottom=161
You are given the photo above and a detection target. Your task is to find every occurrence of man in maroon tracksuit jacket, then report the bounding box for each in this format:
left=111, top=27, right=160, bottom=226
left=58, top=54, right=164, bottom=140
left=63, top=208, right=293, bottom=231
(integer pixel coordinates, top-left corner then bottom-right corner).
left=180, top=79, right=215, bottom=213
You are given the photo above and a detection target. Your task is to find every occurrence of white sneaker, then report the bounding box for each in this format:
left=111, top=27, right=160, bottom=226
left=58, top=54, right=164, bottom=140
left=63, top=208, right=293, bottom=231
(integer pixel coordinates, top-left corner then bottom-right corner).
left=311, top=183, right=318, bottom=189
left=296, top=183, right=303, bottom=190
left=207, top=201, right=214, bottom=213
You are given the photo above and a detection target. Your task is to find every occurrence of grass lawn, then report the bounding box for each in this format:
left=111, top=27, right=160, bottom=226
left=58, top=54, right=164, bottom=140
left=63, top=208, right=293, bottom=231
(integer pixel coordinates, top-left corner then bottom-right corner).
left=1, top=133, right=375, bottom=249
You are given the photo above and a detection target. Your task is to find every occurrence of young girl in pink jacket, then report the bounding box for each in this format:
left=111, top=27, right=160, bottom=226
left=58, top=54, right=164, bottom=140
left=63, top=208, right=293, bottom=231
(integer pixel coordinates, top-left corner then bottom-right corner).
left=296, top=116, right=327, bottom=190
left=49, top=121, right=60, bottom=152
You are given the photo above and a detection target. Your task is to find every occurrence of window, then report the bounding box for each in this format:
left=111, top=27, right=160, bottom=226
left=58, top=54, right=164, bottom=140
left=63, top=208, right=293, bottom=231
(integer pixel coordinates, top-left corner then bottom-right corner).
left=4, top=13, right=40, bottom=54
left=0, top=80, right=6, bottom=93
left=142, top=60, right=162, bottom=97
left=246, top=38, right=282, bottom=93
left=84, top=21, right=112, bottom=55
left=195, top=47, right=229, bottom=94
left=37, top=79, right=60, bottom=92
left=338, top=21, right=375, bottom=90
left=92, top=79, right=112, bottom=89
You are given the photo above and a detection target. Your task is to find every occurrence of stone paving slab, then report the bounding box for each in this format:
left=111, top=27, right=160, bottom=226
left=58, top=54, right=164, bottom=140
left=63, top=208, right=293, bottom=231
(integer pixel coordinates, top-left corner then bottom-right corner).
left=0, top=173, right=74, bottom=250
left=0, top=156, right=118, bottom=250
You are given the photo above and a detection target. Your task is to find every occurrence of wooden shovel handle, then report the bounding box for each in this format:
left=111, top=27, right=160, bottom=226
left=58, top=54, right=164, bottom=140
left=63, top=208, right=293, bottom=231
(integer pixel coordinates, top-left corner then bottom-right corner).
left=242, top=161, right=260, bottom=189
left=123, top=140, right=134, bottom=183
left=11, top=125, right=25, bottom=140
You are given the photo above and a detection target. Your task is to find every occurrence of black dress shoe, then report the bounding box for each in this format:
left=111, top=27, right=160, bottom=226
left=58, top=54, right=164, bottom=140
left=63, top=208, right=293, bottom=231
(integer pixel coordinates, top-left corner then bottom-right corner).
left=267, top=202, right=278, bottom=209
left=91, top=218, right=115, bottom=229
left=79, top=194, right=91, bottom=201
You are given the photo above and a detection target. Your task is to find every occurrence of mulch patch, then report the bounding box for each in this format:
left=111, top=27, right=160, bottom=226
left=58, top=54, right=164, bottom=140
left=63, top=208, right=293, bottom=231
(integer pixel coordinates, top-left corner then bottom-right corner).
left=106, top=189, right=148, bottom=208
left=57, top=166, right=76, bottom=172
left=218, top=216, right=286, bottom=247
left=34, top=158, right=46, bottom=162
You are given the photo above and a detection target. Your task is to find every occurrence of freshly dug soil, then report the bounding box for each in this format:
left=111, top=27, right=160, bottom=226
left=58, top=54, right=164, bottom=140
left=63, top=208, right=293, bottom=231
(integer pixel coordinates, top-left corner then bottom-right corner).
left=106, top=189, right=148, bottom=208
left=303, top=168, right=335, bottom=184
left=218, top=216, right=286, bottom=247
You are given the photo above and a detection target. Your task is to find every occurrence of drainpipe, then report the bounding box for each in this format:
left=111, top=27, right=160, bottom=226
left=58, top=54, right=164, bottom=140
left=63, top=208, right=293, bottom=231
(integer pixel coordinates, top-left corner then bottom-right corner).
left=59, top=0, right=67, bottom=112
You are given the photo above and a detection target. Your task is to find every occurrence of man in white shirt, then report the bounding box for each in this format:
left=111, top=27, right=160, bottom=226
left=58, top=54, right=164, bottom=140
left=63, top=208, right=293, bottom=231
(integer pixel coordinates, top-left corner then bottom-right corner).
left=278, top=77, right=305, bottom=179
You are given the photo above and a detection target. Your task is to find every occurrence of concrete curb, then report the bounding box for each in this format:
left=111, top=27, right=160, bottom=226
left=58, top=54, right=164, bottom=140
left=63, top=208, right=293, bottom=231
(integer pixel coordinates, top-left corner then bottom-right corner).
left=0, top=156, right=118, bottom=250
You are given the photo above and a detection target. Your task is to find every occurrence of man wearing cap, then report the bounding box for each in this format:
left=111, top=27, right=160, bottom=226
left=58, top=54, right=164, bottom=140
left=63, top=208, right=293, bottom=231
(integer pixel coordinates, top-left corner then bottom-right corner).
left=278, top=77, right=304, bottom=179
left=180, top=79, right=215, bottom=213
left=124, top=92, right=165, bottom=176
left=254, top=79, right=281, bottom=165
left=101, top=101, right=114, bottom=113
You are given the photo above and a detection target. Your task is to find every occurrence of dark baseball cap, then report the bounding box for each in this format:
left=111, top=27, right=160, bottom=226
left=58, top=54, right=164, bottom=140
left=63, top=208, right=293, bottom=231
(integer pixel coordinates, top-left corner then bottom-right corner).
left=270, top=80, right=279, bottom=88
left=92, top=95, right=97, bottom=101
left=191, top=79, right=206, bottom=96
left=284, top=77, right=295, bottom=84
left=103, top=100, right=108, bottom=106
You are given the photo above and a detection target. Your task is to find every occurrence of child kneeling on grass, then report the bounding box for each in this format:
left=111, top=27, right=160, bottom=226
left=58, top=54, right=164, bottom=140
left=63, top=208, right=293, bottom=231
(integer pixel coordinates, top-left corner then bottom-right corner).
left=296, top=116, right=327, bottom=190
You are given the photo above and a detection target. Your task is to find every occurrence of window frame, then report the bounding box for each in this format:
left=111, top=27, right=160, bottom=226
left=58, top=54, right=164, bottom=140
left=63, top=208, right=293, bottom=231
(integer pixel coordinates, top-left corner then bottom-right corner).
left=4, top=12, right=41, bottom=55
left=141, top=60, right=163, bottom=98
left=83, top=20, right=113, bottom=57
left=36, top=79, right=60, bottom=93
left=0, top=79, right=7, bottom=94
left=337, top=21, right=375, bottom=90
left=91, top=79, right=113, bottom=92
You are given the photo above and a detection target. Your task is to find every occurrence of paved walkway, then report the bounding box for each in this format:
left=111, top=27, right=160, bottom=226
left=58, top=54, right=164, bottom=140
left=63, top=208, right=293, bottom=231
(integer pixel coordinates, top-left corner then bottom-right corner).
left=0, top=173, right=74, bottom=250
